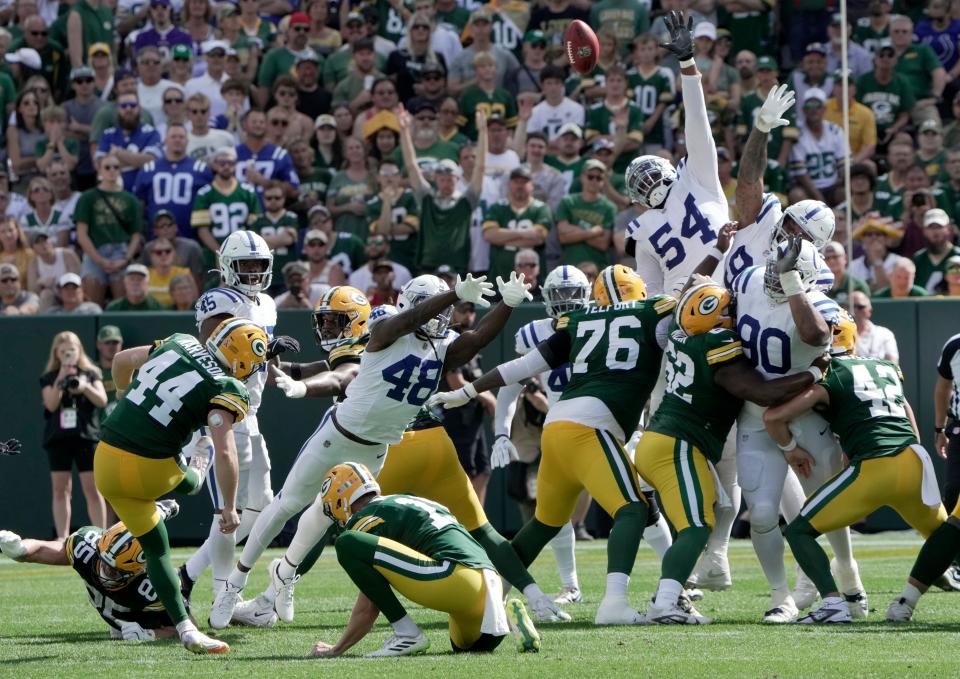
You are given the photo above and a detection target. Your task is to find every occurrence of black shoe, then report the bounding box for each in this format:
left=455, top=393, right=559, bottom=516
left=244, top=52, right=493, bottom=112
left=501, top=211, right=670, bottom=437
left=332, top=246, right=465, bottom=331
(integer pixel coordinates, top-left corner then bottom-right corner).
left=179, top=564, right=196, bottom=603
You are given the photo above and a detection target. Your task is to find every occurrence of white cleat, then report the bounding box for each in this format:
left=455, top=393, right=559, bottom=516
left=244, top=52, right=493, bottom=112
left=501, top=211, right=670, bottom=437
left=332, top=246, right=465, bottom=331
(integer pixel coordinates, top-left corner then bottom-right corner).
left=762, top=596, right=799, bottom=624
left=793, top=569, right=820, bottom=611
left=933, top=564, right=960, bottom=591
left=186, top=437, right=213, bottom=495
left=553, top=586, right=583, bottom=605
left=595, top=596, right=644, bottom=625
left=886, top=597, right=915, bottom=622
left=686, top=554, right=732, bottom=591
left=529, top=594, right=571, bottom=622
left=845, top=590, right=869, bottom=620
left=269, top=558, right=299, bottom=623
left=506, top=598, right=541, bottom=652
left=795, top=596, right=852, bottom=624
left=685, top=588, right=704, bottom=602
left=209, top=582, right=243, bottom=630
left=233, top=594, right=278, bottom=628
left=181, top=628, right=230, bottom=654
left=366, top=632, right=430, bottom=657
left=644, top=602, right=713, bottom=625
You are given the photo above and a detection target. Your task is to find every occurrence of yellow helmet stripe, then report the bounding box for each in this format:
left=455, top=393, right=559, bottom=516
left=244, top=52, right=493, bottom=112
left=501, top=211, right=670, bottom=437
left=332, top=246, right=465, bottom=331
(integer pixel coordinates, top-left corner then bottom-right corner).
left=602, top=267, right=620, bottom=304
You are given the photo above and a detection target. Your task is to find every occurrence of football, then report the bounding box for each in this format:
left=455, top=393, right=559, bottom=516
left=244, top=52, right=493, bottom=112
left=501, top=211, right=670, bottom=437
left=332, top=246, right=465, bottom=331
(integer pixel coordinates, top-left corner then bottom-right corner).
left=564, top=19, right=599, bottom=75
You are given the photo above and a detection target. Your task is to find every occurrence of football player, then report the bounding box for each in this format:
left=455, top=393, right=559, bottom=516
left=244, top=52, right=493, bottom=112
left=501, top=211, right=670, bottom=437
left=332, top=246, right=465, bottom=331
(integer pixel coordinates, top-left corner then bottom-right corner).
left=208, top=272, right=533, bottom=629
left=94, top=318, right=270, bottom=654
left=309, top=463, right=539, bottom=657
left=0, top=501, right=182, bottom=642
left=431, top=265, right=676, bottom=625
left=766, top=313, right=947, bottom=623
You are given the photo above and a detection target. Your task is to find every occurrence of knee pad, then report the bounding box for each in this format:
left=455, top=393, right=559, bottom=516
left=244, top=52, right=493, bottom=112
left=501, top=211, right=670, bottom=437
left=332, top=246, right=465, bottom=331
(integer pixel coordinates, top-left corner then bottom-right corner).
left=749, top=502, right=782, bottom=535
left=642, top=490, right=661, bottom=527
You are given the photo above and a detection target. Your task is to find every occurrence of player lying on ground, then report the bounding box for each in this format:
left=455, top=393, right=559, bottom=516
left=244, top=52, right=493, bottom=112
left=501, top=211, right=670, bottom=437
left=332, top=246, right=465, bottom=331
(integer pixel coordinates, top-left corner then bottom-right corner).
left=0, top=501, right=182, bottom=642
left=766, top=312, right=948, bottom=623
left=308, top=463, right=540, bottom=658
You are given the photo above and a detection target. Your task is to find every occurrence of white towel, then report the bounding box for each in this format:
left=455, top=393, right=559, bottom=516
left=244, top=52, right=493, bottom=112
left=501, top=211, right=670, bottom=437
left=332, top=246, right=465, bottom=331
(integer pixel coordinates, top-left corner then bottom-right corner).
left=709, top=460, right=732, bottom=509
left=480, top=568, right=510, bottom=637
left=911, top=445, right=943, bottom=508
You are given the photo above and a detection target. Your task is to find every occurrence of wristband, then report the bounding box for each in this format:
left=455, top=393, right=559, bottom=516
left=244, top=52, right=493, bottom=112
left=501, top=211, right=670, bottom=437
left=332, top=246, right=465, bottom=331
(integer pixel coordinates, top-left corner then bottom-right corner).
left=936, top=426, right=946, bottom=434
left=464, top=383, right=478, bottom=399
left=777, top=437, right=798, bottom=452
left=779, top=270, right=804, bottom=297
left=291, top=363, right=302, bottom=380
left=708, top=247, right=724, bottom=261
left=680, top=57, right=696, bottom=68
left=807, top=366, right=823, bottom=382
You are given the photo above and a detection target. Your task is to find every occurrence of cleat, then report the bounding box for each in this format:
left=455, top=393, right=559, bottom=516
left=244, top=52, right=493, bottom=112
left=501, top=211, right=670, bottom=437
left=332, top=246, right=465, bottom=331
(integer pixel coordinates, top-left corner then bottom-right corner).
left=233, top=594, right=278, bottom=627
left=209, top=582, right=243, bottom=629
left=553, top=586, right=583, bottom=605
left=686, top=554, right=731, bottom=591
left=762, top=596, right=799, bottom=624
left=178, top=564, right=195, bottom=603
left=186, top=437, right=213, bottom=495
left=933, top=564, right=960, bottom=591
left=845, top=590, right=869, bottom=620
left=156, top=499, right=180, bottom=521
left=182, top=629, right=230, bottom=654
left=795, top=597, right=851, bottom=624
left=366, top=632, right=429, bottom=657
left=685, top=588, right=704, bottom=602
left=595, top=596, right=644, bottom=625
left=529, top=594, right=571, bottom=622
left=644, top=602, right=713, bottom=625
left=506, top=598, right=541, bottom=652
left=269, top=558, right=299, bottom=623
left=886, top=597, right=915, bottom=622
left=793, top=569, right=819, bottom=611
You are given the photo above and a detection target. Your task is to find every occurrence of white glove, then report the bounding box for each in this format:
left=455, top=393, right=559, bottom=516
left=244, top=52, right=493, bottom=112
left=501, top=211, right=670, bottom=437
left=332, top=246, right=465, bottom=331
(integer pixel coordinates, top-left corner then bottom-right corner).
left=426, top=383, right=477, bottom=410
left=755, top=83, right=795, bottom=133
left=0, top=530, right=25, bottom=559
left=271, top=365, right=307, bottom=399
left=120, top=621, right=156, bottom=642
left=490, top=435, right=520, bottom=470
left=496, top=271, right=534, bottom=308
left=454, top=274, right=494, bottom=308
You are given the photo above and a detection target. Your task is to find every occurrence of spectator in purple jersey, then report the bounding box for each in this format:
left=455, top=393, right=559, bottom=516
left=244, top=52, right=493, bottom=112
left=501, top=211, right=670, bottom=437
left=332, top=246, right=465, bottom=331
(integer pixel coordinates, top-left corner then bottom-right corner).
left=236, top=109, right=300, bottom=198
left=95, top=93, right=162, bottom=192
left=132, top=0, right=192, bottom=61
left=915, top=0, right=960, bottom=71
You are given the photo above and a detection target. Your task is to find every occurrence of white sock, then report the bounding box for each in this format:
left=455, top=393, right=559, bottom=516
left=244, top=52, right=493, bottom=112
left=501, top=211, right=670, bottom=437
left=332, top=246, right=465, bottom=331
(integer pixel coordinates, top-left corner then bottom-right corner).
left=227, top=566, right=250, bottom=591
left=278, top=501, right=333, bottom=580
left=644, top=515, right=673, bottom=560
left=824, top=530, right=858, bottom=581
left=653, top=578, right=684, bottom=609
left=184, top=542, right=209, bottom=582
left=522, top=583, right=546, bottom=601
left=549, top=522, right=579, bottom=590
left=751, top=525, right=788, bottom=592
left=901, top=583, right=922, bottom=607
left=707, top=483, right=740, bottom=557
left=605, top=572, right=630, bottom=598
left=206, top=516, right=236, bottom=595
left=176, top=619, right=198, bottom=637
left=235, top=507, right=259, bottom=544
left=237, top=497, right=290, bottom=570
left=391, top=614, right=420, bottom=637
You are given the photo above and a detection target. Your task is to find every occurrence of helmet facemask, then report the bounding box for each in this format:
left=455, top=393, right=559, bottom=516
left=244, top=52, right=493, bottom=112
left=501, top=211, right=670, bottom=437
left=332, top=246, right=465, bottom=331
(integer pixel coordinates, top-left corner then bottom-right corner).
left=313, top=310, right=351, bottom=350
left=544, top=281, right=590, bottom=318
left=626, top=156, right=677, bottom=209
left=406, top=291, right=452, bottom=338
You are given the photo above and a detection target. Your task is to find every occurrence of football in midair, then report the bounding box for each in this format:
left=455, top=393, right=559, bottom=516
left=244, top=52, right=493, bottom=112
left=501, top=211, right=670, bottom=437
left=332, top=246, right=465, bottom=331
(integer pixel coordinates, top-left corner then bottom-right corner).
left=564, top=20, right=599, bottom=75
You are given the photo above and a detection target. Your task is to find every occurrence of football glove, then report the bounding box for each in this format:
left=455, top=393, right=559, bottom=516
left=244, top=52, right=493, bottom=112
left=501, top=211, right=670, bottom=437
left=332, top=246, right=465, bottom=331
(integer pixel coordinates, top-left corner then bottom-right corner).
left=271, top=365, right=307, bottom=399
left=490, top=435, right=520, bottom=470
left=0, top=438, right=22, bottom=456
left=426, top=383, right=477, bottom=410
left=454, top=274, right=494, bottom=308
left=775, top=235, right=803, bottom=274
left=660, top=10, right=695, bottom=62
left=756, top=83, right=795, bottom=134
left=266, top=335, right=301, bottom=360
left=120, top=621, right=156, bottom=642
left=496, top=271, right=534, bottom=308
left=0, top=530, right=25, bottom=559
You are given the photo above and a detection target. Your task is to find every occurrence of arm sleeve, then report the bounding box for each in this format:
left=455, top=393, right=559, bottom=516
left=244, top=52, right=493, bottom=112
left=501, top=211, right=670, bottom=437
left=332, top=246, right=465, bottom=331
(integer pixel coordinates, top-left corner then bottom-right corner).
left=493, top=382, right=523, bottom=437
left=496, top=349, right=553, bottom=386
left=680, top=73, right=719, bottom=189
left=633, top=244, right=665, bottom=297
left=937, top=334, right=960, bottom=379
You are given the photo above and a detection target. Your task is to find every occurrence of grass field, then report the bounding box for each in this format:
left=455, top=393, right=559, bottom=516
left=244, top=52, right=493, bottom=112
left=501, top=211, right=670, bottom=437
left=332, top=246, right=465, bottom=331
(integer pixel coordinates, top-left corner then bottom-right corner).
left=3, top=534, right=960, bottom=678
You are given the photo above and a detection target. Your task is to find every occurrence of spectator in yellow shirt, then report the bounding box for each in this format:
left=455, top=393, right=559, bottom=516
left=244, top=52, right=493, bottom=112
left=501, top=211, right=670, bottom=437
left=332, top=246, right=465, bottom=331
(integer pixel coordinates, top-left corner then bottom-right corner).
left=145, top=238, right=189, bottom=307
left=825, top=70, right=877, bottom=172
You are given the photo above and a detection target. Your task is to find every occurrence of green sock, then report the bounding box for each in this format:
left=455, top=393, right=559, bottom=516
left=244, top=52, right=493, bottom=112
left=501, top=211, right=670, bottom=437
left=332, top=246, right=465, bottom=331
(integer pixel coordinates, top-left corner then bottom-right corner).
left=511, top=518, right=561, bottom=568
left=470, top=523, right=534, bottom=590
left=295, top=529, right=332, bottom=577
left=910, top=520, right=960, bottom=586
left=608, top=502, right=648, bottom=575
left=334, top=531, right=407, bottom=622
left=784, top=517, right=837, bottom=596
left=661, top=526, right=710, bottom=584
left=136, top=520, right=189, bottom=624
left=173, top=467, right=201, bottom=495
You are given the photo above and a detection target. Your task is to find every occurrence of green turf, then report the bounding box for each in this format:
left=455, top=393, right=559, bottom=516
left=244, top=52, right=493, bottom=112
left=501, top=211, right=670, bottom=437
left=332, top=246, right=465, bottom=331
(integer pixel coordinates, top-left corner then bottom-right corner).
left=2, top=534, right=960, bottom=678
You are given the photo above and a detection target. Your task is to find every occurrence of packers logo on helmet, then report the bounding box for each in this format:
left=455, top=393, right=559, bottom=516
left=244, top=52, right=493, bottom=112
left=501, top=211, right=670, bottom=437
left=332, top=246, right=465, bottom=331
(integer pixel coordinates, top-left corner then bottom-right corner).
left=206, top=318, right=271, bottom=381
left=320, top=462, right=380, bottom=527
left=593, top=264, right=647, bottom=306
left=312, top=286, right=371, bottom=350
left=677, top=282, right=733, bottom=336
left=830, top=309, right=857, bottom=356
left=97, top=523, right=146, bottom=591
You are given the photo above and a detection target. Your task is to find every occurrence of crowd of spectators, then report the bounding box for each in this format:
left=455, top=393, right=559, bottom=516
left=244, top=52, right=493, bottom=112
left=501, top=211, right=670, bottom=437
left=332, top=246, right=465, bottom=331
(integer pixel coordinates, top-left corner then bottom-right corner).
left=0, top=0, right=960, bottom=318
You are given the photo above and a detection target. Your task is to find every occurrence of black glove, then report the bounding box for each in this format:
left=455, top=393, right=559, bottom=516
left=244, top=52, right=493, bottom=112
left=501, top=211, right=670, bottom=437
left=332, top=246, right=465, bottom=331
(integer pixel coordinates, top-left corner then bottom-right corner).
left=267, top=335, right=301, bottom=360
left=0, top=439, right=21, bottom=456
left=775, top=235, right=803, bottom=274
left=660, top=10, right=695, bottom=62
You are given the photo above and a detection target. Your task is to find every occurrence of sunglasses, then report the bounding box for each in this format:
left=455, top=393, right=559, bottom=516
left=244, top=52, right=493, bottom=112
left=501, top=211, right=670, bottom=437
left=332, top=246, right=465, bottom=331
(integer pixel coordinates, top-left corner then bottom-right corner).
left=516, top=262, right=537, bottom=268
left=412, top=24, right=430, bottom=30
left=153, top=248, right=173, bottom=255
left=305, top=240, right=325, bottom=246
left=292, top=25, right=310, bottom=32
left=269, top=119, right=289, bottom=126
left=216, top=158, right=237, bottom=165
left=102, top=164, right=121, bottom=170
left=585, top=174, right=605, bottom=181
left=118, top=102, right=139, bottom=109
left=189, top=108, right=209, bottom=114
left=73, top=77, right=94, bottom=84
left=380, top=167, right=400, bottom=176
left=173, top=56, right=191, bottom=62
left=30, top=30, right=48, bottom=36
left=139, top=59, right=161, bottom=65
left=367, top=237, right=386, bottom=245
left=0, top=277, right=17, bottom=283
left=164, top=97, right=184, bottom=104
left=415, top=114, right=436, bottom=122
left=422, top=73, right=443, bottom=81
left=947, top=266, right=960, bottom=273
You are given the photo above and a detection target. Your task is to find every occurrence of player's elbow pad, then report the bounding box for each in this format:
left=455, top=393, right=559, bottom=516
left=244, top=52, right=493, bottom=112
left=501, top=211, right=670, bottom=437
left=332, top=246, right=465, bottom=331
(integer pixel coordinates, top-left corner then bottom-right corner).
left=497, top=351, right=551, bottom=386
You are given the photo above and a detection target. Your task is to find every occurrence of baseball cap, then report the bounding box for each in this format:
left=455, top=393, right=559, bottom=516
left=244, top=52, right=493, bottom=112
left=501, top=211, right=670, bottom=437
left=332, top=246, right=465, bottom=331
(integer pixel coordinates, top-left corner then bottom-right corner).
left=524, top=29, right=547, bottom=44
left=853, top=217, right=899, bottom=240
left=210, top=146, right=238, bottom=161
left=716, top=146, right=731, bottom=160
left=821, top=240, right=845, bottom=257
left=583, top=158, right=607, bottom=174
left=202, top=40, right=229, bottom=55
left=510, top=165, right=533, bottom=181
left=150, top=0, right=170, bottom=6
left=289, top=11, right=310, bottom=26
left=345, top=11, right=364, bottom=24
left=314, top=114, right=336, bottom=129
left=0, top=263, right=19, bottom=279
left=171, top=44, right=192, bottom=60
left=945, top=254, right=960, bottom=270
left=5, top=48, right=41, bottom=70
left=923, top=208, right=950, bottom=227
left=362, top=110, right=400, bottom=138
left=296, top=49, right=321, bottom=65
left=433, top=159, right=462, bottom=176
left=308, top=204, right=332, bottom=220
left=920, top=118, right=943, bottom=134
left=830, top=12, right=845, bottom=25
left=70, top=66, right=94, bottom=81
left=592, top=137, right=615, bottom=153
left=57, top=272, right=82, bottom=287
left=756, top=55, right=778, bottom=71
left=557, top=122, right=583, bottom=139
left=805, top=42, right=828, bottom=56
left=125, top=263, right=149, bottom=277
left=154, top=209, right=177, bottom=223
left=877, top=38, right=895, bottom=53
left=304, top=229, right=329, bottom=244
left=371, top=258, right=394, bottom=272
left=282, top=260, right=309, bottom=278
left=421, top=61, right=445, bottom=76
left=88, top=42, right=111, bottom=58
left=469, top=8, right=492, bottom=23
left=435, top=264, right=454, bottom=277
left=97, top=325, right=123, bottom=342
left=804, top=87, right=827, bottom=104
left=411, top=99, right=437, bottom=114
left=693, top=22, right=717, bottom=41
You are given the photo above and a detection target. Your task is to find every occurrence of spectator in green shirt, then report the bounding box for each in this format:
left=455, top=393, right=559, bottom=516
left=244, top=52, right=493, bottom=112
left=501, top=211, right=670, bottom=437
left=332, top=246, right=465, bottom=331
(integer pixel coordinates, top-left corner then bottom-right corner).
left=589, top=0, right=649, bottom=55
left=872, top=256, right=928, bottom=298
left=856, top=42, right=914, bottom=145
left=104, top=263, right=167, bottom=310
left=482, top=164, right=552, bottom=282
left=556, top=158, right=616, bottom=271
left=890, top=15, right=947, bottom=123
left=256, top=12, right=317, bottom=108
left=913, top=208, right=960, bottom=293
left=822, top=240, right=871, bottom=308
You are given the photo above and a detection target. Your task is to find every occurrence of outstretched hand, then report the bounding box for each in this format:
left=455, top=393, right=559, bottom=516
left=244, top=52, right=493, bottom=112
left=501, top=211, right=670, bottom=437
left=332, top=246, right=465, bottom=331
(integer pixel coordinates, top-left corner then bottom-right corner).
left=267, top=335, right=301, bottom=360
left=660, top=11, right=695, bottom=62
left=756, top=83, right=795, bottom=134
left=715, top=221, right=740, bottom=254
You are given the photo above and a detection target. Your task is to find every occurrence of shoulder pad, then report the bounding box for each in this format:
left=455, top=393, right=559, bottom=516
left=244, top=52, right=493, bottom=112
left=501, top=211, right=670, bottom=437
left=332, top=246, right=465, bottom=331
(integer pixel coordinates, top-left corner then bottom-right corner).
left=651, top=295, right=678, bottom=314
left=329, top=337, right=365, bottom=365
left=195, top=287, right=248, bottom=323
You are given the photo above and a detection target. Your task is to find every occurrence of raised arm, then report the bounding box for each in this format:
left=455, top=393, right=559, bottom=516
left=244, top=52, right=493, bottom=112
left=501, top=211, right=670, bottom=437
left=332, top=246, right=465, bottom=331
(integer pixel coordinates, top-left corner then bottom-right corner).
left=398, top=110, right=429, bottom=197
left=737, top=84, right=795, bottom=226
left=469, top=110, right=488, bottom=199
left=777, top=236, right=830, bottom=346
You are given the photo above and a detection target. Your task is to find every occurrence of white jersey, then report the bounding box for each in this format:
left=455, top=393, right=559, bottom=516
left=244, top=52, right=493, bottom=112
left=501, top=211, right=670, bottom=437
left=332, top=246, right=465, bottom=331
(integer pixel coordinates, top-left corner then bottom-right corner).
left=627, top=74, right=729, bottom=297
left=724, top=192, right=781, bottom=288
left=194, top=286, right=277, bottom=417
left=335, top=330, right=458, bottom=444
left=527, top=98, right=586, bottom=141
left=789, top=120, right=848, bottom=190
left=514, top=318, right=569, bottom=407
left=732, top=264, right=840, bottom=430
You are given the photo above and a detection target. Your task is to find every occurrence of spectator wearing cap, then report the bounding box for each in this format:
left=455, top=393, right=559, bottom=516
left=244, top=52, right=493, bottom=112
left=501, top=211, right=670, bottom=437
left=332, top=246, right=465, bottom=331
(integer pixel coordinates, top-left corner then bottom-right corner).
left=736, top=55, right=798, bottom=169
left=87, top=42, right=113, bottom=94
left=789, top=87, right=847, bottom=204
left=874, top=256, right=928, bottom=298
left=787, top=42, right=833, bottom=109
left=367, top=158, right=420, bottom=271
left=585, top=65, right=643, bottom=175
left=63, top=66, right=103, bottom=186
left=448, top=9, right=520, bottom=96
left=526, top=65, right=584, bottom=145
left=556, top=158, right=615, bottom=272
left=388, top=12, right=450, bottom=104
left=512, top=248, right=542, bottom=300
left=942, top=255, right=960, bottom=296
left=185, top=93, right=233, bottom=161
left=851, top=290, right=899, bottom=362
left=626, top=34, right=674, bottom=152
left=348, top=233, right=412, bottom=297
left=332, top=38, right=386, bottom=113
left=312, top=114, right=341, bottom=174
left=434, top=262, right=456, bottom=288
left=0, top=262, right=39, bottom=315
left=306, top=206, right=361, bottom=276
left=255, top=12, right=316, bottom=107
left=186, top=41, right=231, bottom=117
left=133, top=0, right=191, bottom=60
left=302, top=227, right=348, bottom=301
left=95, top=325, right=123, bottom=421
left=822, top=240, right=871, bottom=307
left=518, top=132, right=565, bottom=213
left=28, top=231, right=80, bottom=301
left=274, top=261, right=312, bottom=309
left=294, top=50, right=332, bottom=121
left=855, top=41, right=914, bottom=146
left=691, top=23, right=741, bottom=109
left=483, top=164, right=551, bottom=283
left=850, top=217, right=900, bottom=291
left=0, top=218, right=33, bottom=284
left=24, top=177, right=70, bottom=245
left=406, top=62, right=450, bottom=115
left=325, top=136, right=375, bottom=239
left=105, top=263, right=166, bottom=310
left=825, top=14, right=873, bottom=78
left=140, top=209, right=204, bottom=287
left=168, top=44, right=194, bottom=88
left=250, top=182, right=300, bottom=293
left=545, top=122, right=585, bottom=194
left=322, top=12, right=388, bottom=86
left=66, top=0, right=113, bottom=69
left=145, top=237, right=190, bottom=306
left=917, top=119, right=949, bottom=185
left=95, top=92, right=162, bottom=192
left=42, top=271, right=102, bottom=314
left=396, top=101, right=460, bottom=170
left=12, top=14, right=68, bottom=97
left=504, top=29, right=549, bottom=102
left=889, top=15, right=947, bottom=124
left=825, top=69, right=877, bottom=170
left=852, top=0, right=893, bottom=53
left=352, top=77, right=402, bottom=144
left=365, top=259, right=400, bottom=305
left=913, top=208, right=960, bottom=292
left=89, top=70, right=155, bottom=147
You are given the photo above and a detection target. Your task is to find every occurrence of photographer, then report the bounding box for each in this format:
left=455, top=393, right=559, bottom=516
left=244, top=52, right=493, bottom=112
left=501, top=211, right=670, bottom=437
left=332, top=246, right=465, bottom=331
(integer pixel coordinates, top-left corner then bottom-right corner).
left=39, top=331, right=108, bottom=538
left=274, top=261, right=313, bottom=309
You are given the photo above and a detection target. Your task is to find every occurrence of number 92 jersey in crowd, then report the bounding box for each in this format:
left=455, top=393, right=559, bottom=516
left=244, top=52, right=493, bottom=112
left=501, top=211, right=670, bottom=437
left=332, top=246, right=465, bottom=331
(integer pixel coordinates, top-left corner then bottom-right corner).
left=514, top=318, right=569, bottom=406
left=66, top=526, right=174, bottom=631
left=195, top=286, right=276, bottom=417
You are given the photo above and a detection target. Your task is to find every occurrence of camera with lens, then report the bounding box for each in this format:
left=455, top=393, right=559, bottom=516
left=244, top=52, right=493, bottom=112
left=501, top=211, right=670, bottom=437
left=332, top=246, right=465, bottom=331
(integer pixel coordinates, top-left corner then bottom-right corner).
left=59, top=375, right=81, bottom=391
left=912, top=191, right=930, bottom=207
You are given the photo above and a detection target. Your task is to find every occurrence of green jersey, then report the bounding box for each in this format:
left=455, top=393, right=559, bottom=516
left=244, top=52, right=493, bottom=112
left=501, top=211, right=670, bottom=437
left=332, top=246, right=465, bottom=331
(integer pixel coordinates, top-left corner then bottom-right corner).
left=416, top=187, right=477, bottom=272
left=856, top=71, right=915, bottom=136
left=647, top=328, right=745, bottom=463
left=589, top=0, right=649, bottom=51
left=913, top=245, right=960, bottom=293
left=545, top=155, right=586, bottom=194
left=344, top=494, right=495, bottom=571
left=331, top=230, right=368, bottom=273
left=366, top=189, right=420, bottom=271
left=457, top=85, right=518, bottom=140
left=105, top=296, right=167, bottom=312
left=258, top=47, right=321, bottom=89
left=894, top=44, right=941, bottom=100
left=388, top=138, right=460, bottom=172
left=482, top=198, right=552, bottom=282
left=717, top=4, right=775, bottom=57
left=249, top=211, right=299, bottom=286
left=556, top=193, right=616, bottom=271
left=375, top=0, right=410, bottom=44
left=74, top=188, right=143, bottom=248
left=817, top=356, right=917, bottom=462
left=190, top=180, right=260, bottom=242
left=626, top=65, right=674, bottom=147
left=737, top=89, right=799, bottom=160
left=297, top=167, right=333, bottom=216
left=327, top=172, right=374, bottom=240
left=852, top=17, right=890, bottom=54
left=585, top=101, right=645, bottom=173
left=100, top=334, right=250, bottom=459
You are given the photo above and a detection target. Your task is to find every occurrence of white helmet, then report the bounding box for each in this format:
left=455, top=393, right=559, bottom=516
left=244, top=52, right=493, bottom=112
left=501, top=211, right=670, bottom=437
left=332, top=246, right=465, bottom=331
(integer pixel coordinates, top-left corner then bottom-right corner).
left=764, top=239, right=827, bottom=303
left=770, top=199, right=835, bottom=249
left=625, top=155, right=677, bottom=209
left=219, top=231, right=274, bottom=296
left=397, top=275, right=451, bottom=338
left=542, top=265, right=590, bottom=318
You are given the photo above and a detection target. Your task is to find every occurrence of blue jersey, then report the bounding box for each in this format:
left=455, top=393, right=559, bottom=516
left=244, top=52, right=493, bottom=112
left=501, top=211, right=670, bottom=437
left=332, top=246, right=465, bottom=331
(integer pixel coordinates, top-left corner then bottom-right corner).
left=97, top=124, right=163, bottom=192
left=915, top=19, right=960, bottom=71
left=133, top=27, right=193, bottom=61
left=235, top=143, right=300, bottom=192
left=133, top=156, right=213, bottom=238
